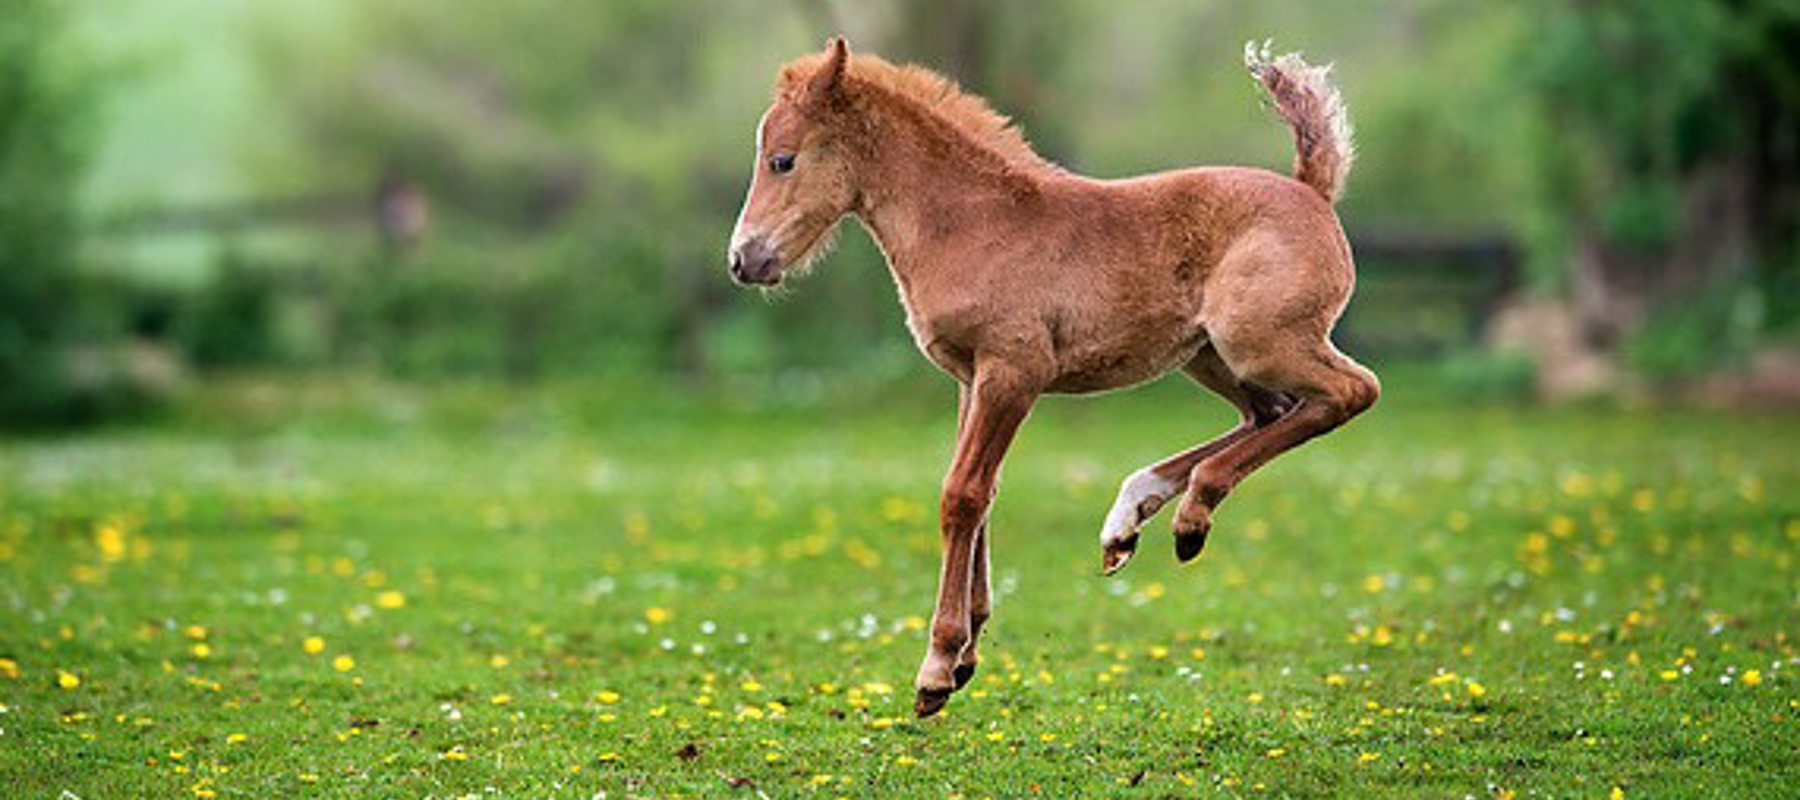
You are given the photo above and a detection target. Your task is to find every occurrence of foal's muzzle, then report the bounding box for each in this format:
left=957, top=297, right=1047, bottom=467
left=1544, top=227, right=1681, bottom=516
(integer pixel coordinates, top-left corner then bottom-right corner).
left=728, top=237, right=781, bottom=286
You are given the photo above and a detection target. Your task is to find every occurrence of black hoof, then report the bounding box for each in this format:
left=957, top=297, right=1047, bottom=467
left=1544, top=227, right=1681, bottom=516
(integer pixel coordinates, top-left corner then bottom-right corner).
left=914, top=687, right=952, bottom=718
left=1174, top=527, right=1210, bottom=563
left=952, top=663, right=977, bottom=690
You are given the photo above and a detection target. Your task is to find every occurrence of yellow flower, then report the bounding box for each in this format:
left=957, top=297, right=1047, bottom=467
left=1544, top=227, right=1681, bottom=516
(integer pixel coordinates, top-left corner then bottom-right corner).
left=1660, top=670, right=1679, bottom=681
left=183, top=625, right=208, bottom=640
left=440, top=747, right=469, bottom=761
left=1324, top=674, right=1347, bottom=686
left=302, top=636, right=326, bottom=655
left=1265, top=747, right=1286, bottom=759
left=1362, top=574, right=1385, bottom=593
left=894, top=755, right=919, bottom=766
left=375, top=590, right=406, bottom=609
left=1741, top=670, right=1763, bottom=687
left=644, top=607, right=672, bottom=624
left=191, top=643, right=212, bottom=659
left=490, top=693, right=512, bottom=705
left=56, top=670, right=80, bottom=690
left=597, top=751, right=622, bottom=762
left=740, top=679, right=763, bottom=692
left=489, top=654, right=509, bottom=668
left=764, top=751, right=782, bottom=762
left=596, top=690, right=621, bottom=704
left=1371, top=626, right=1394, bottom=647
left=1148, top=645, right=1169, bottom=660
left=985, top=731, right=1004, bottom=742
left=1467, top=681, right=1487, bottom=698
left=0, top=657, right=19, bottom=679
left=1246, top=692, right=1264, bottom=704
left=96, top=523, right=126, bottom=562
left=226, top=733, right=247, bottom=744
left=1358, top=751, right=1381, bottom=764
left=1611, top=787, right=1626, bottom=800
left=332, top=655, right=355, bottom=673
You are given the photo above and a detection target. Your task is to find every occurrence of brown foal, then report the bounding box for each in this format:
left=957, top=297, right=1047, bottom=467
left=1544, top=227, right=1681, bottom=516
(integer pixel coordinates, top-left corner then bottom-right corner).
left=727, top=38, right=1379, bottom=717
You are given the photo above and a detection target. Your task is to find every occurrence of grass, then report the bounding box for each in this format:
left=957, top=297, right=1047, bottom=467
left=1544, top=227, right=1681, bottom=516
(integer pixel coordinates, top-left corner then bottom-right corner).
left=2, top=372, right=1797, bottom=798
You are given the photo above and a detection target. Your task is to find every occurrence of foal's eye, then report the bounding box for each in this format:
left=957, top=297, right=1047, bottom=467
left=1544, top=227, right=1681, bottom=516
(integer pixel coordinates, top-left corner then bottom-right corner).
left=768, top=153, right=796, bottom=174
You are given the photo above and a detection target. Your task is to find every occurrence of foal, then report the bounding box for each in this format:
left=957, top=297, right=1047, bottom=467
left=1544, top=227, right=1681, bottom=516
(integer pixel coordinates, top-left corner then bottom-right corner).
left=728, top=38, right=1379, bottom=717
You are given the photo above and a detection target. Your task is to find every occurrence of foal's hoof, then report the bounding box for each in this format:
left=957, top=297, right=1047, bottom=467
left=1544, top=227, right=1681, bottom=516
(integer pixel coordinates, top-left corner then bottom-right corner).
left=914, top=687, right=953, bottom=718
left=1100, top=532, right=1139, bottom=576
left=952, top=663, right=978, bottom=691
left=1174, top=527, right=1210, bottom=563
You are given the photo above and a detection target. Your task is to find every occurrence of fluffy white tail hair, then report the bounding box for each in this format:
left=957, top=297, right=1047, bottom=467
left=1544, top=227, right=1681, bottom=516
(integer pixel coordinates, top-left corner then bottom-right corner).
left=1245, top=40, right=1355, bottom=204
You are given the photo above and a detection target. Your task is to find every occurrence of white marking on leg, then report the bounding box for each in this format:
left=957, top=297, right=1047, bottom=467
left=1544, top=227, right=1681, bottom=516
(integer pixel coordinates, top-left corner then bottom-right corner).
left=1101, top=468, right=1181, bottom=547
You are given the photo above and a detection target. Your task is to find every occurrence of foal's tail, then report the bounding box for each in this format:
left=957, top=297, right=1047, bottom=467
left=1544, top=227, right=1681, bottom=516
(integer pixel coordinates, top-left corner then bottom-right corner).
left=1245, top=41, right=1354, bottom=205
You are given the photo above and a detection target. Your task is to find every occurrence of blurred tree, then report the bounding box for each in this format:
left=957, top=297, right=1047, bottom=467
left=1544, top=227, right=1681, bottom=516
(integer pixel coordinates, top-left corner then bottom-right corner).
left=1524, top=0, right=1800, bottom=347
left=0, top=0, right=98, bottom=423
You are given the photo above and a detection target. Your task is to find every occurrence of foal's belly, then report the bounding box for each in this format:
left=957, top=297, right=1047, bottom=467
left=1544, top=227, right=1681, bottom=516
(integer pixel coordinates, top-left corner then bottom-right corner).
left=1044, top=326, right=1207, bottom=394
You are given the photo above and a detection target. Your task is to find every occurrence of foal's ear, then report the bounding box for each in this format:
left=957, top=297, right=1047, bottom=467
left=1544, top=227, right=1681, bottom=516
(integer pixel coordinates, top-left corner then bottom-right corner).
left=806, top=36, right=850, bottom=100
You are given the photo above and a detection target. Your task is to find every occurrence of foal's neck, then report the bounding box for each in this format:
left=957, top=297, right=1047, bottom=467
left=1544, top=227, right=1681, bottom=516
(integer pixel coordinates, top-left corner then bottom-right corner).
left=849, top=99, right=1043, bottom=281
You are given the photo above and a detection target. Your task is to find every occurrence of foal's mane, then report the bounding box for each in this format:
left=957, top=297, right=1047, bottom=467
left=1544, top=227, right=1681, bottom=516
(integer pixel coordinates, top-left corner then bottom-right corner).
left=778, top=51, right=1059, bottom=176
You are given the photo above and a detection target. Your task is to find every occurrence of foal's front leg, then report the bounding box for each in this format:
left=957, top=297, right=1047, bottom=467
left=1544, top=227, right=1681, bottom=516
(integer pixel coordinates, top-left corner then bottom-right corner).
left=916, top=369, right=1035, bottom=717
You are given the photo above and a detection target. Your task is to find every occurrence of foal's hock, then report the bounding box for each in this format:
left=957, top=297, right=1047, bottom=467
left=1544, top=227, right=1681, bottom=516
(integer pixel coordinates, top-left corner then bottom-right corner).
left=727, top=37, right=1379, bottom=718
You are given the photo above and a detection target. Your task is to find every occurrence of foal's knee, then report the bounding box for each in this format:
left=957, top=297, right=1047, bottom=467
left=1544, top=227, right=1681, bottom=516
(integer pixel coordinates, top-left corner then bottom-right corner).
left=939, top=483, right=989, bottom=531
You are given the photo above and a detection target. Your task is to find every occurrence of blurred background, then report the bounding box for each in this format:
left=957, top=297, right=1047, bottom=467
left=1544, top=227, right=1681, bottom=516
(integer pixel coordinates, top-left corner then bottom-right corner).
left=4, top=0, right=1798, bottom=426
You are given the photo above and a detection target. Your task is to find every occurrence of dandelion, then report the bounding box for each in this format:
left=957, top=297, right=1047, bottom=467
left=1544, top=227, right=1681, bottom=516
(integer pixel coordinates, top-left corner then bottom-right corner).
left=191, top=643, right=212, bottom=659
left=489, top=654, right=509, bottom=668
left=375, top=590, right=406, bottom=609
left=440, top=747, right=469, bottom=761
left=1246, top=692, right=1264, bottom=704
left=1741, top=670, right=1763, bottom=687
left=985, top=731, right=1005, bottom=742
left=96, top=523, right=126, bottom=562
left=1362, top=574, right=1385, bottom=593
left=56, top=670, right=80, bottom=690
left=1467, top=681, right=1487, bottom=698
left=0, top=658, right=15, bottom=679
left=1358, top=751, right=1381, bottom=764
left=302, top=637, right=325, bottom=655
left=1265, top=747, right=1286, bottom=759
left=226, top=733, right=247, bottom=745
left=740, top=679, right=763, bottom=692
left=597, top=751, right=623, bottom=763
left=1611, top=787, right=1626, bottom=800
left=596, top=689, right=621, bottom=704
left=894, top=755, right=919, bottom=766
left=645, top=607, right=672, bottom=624
left=332, top=655, right=355, bottom=673
left=490, top=693, right=512, bottom=705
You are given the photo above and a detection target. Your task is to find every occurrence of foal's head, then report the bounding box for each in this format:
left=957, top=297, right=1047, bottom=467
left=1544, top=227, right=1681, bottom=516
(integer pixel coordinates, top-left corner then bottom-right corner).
left=727, top=37, right=859, bottom=287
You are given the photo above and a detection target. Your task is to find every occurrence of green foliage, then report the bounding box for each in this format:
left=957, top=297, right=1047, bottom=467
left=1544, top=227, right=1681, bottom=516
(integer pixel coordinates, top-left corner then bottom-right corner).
left=0, top=0, right=97, bottom=423
left=182, top=248, right=283, bottom=368
left=1625, top=280, right=1765, bottom=382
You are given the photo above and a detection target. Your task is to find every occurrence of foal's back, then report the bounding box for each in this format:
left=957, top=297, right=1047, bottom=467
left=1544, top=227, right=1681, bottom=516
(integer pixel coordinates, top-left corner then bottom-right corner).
left=999, top=165, right=1353, bottom=395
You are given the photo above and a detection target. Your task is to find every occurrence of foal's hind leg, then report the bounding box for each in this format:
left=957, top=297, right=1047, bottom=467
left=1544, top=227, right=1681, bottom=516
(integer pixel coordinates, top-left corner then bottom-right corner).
left=1099, top=347, right=1290, bottom=574
left=1169, top=341, right=1379, bottom=546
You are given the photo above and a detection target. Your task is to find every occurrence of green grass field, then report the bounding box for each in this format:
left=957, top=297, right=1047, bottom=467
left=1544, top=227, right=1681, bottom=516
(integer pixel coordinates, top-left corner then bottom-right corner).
left=3, top=374, right=1797, bottom=798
